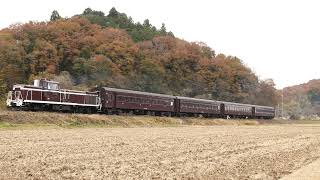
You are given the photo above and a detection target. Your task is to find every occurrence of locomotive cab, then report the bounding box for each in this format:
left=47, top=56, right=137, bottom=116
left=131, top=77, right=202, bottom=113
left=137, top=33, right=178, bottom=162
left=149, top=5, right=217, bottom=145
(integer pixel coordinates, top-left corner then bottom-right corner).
left=34, top=79, right=60, bottom=90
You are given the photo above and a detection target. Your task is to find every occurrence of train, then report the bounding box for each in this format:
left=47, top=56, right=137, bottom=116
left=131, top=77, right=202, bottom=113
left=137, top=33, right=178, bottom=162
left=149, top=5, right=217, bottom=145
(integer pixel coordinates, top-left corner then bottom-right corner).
left=6, top=79, right=275, bottom=119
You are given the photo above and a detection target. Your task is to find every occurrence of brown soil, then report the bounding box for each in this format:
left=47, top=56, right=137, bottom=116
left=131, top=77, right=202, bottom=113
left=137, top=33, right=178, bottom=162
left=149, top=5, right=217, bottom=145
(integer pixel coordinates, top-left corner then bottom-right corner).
left=1, top=125, right=320, bottom=179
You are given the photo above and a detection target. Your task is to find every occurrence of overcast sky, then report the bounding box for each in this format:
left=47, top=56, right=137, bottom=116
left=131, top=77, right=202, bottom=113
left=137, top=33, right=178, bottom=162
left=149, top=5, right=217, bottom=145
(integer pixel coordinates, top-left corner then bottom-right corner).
left=1, top=0, right=319, bottom=89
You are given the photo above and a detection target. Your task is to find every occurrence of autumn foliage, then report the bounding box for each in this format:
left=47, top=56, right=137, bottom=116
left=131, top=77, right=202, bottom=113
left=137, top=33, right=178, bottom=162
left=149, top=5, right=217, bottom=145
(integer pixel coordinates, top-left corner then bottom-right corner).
left=0, top=8, right=278, bottom=106
left=281, top=79, right=320, bottom=118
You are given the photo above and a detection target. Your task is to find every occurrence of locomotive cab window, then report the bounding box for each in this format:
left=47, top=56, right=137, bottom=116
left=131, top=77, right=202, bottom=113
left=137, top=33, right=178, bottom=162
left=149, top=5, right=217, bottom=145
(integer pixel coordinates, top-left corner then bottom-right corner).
left=47, top=82, right=59, bottom=90
left=36, top=79, right=60, bottom=90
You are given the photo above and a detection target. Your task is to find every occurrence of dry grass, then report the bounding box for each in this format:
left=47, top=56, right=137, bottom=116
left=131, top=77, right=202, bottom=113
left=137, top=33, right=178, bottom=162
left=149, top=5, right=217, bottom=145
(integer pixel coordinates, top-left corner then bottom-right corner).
left=1, top=109, right=319, bottom=129
left=0, top=110, right=264, bottom=128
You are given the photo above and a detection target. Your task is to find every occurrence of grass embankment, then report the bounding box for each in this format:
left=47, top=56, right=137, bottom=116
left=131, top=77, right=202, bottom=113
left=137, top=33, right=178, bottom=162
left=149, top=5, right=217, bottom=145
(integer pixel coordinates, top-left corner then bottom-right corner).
left=0, top=110, right=318, bottom=129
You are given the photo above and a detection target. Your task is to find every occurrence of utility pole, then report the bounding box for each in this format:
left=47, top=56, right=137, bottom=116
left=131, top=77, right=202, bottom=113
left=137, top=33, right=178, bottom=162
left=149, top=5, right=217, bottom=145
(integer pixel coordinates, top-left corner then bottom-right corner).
left=281, top=89, right=284, bottom=118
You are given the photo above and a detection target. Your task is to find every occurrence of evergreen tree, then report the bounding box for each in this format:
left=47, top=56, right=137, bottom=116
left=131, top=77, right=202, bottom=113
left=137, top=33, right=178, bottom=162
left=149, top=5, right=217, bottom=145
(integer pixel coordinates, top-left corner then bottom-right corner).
left=143, top=19, right=151, bottom=28
left=83, top=8, right=93, bottom=15
left=50, top=10, right=61, bottom=21
left=108, top=7, right=119, bottom=17
left=160, top=23, right=167, bottom=35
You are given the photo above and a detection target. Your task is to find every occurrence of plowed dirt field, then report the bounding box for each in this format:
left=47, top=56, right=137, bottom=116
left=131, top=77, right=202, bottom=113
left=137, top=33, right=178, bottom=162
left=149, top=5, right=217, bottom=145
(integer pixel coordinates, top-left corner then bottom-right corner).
left=1, top=125, right=320, bottom=179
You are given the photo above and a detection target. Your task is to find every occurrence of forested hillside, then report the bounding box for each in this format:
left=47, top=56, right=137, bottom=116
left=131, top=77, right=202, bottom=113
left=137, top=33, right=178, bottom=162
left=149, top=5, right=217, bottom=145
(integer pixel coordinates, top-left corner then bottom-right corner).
left=0, top=8, right=278, bottom=106
left=282, top=79, right=320, bottom=118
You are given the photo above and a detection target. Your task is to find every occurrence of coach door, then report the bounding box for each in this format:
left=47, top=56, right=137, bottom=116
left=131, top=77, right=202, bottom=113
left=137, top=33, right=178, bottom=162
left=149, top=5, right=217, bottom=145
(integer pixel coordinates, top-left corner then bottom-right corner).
left=174, top=98, right=180, bottom=115
left=105, top=91, right=115, bottom=108
left=252, top=107, right=256, bottom=118
left=220, top=104, right=225, bottom=116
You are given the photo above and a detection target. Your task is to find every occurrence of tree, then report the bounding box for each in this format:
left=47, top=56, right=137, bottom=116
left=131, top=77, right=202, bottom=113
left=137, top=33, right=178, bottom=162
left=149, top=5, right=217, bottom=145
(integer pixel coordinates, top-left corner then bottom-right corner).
left=143, top=19, right=151, bottom=28
left=108, top=7, right=119, bottom=17
left=195, top=42, right=215, bottom=59
left=50, top=10, right=61, bottom=21
left=160, top=23, right=167, bottom=35
left=133, top=59, right=166, bottom=93
left=83, top=8, right=93, bottom=15
left=308, top=88, right=320, bottom=105
left=254, top=79, right=278, bottom=106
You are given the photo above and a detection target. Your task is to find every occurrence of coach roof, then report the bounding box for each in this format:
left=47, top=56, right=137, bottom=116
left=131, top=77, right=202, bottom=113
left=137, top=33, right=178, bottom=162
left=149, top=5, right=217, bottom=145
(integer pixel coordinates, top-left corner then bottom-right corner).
left=221, top=101, right=274, bottom=109
left=176, top=96, right=220, bottom=104
left=101, top=87, right=175, bottom=99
